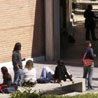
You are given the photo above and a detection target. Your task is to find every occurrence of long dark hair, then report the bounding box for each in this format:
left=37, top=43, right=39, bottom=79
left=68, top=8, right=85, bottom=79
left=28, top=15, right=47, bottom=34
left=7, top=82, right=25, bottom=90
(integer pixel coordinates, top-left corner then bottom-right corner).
left=1, top=67, right=11, bottom=79
left=13, top=42, right=21, bottom=52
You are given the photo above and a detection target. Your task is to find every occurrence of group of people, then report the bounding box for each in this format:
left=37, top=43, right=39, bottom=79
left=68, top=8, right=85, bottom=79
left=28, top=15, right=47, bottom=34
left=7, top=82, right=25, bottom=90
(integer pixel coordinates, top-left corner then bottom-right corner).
left=0, top=40, right=96, bottom=93
left=0, top=42, right=74, bottom=93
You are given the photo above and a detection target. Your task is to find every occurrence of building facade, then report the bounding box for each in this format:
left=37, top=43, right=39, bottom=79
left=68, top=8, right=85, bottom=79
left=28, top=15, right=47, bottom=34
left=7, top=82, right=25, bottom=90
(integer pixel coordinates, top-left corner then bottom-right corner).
left=0, top=0, right=72, bottom=62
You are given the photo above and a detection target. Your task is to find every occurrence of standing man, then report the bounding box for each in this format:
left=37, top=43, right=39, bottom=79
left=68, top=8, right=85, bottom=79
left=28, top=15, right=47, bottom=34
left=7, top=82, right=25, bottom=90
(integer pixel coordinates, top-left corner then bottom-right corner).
left=84, top=4, right=98, bottom=41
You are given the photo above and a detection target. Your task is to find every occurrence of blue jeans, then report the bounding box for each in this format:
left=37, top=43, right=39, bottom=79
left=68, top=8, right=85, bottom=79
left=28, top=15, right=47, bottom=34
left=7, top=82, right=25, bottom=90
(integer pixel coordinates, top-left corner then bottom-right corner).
left=83, top=63, right=94, bottom=89
left=13, top=68, right=24, bottom=85
left=37, top=67, right=54, bottom=83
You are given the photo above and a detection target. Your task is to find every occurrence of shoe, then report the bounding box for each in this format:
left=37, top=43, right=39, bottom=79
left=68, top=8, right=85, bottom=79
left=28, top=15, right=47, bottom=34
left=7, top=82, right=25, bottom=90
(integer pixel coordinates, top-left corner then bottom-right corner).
left=87, top=86, right=94, bottom=90
left=90, top=87, right=94, bottom=90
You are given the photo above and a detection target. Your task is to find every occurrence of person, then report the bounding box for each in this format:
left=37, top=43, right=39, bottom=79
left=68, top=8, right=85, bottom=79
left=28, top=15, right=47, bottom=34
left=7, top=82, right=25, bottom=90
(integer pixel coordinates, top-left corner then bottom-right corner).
left=54, top=60, right=74, bottom=85
left=0, top=67, right=12, bottom=91
left=84, top=4, right=98, bottom=41
left=37, top=60, right=74, bottom=85
left=37, top=67, right=54, bottom=83
left=12, top=42, right=25, bottom=86
left=0, top=67, right=18, bottom=94
left=0, top=67, right=12, bottom=86
left=82, top=41, right=96, bottom=90
left=22, top=60, right=36, bottom=86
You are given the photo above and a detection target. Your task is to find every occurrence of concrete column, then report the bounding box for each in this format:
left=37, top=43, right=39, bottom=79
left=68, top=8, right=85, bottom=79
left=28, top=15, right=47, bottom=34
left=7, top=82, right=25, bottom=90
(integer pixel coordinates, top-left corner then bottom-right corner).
left=45, top=0, right=54, bottom=61
left=66, top=0, right=72, bottom=33
left=53, top=0, right=60, bottom=60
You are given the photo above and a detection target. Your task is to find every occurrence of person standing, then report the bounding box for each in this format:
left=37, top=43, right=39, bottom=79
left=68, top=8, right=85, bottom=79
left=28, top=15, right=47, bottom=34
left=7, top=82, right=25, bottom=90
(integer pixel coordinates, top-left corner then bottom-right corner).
left=12, top=42, right=25, bottom=85
left=84, top=4, right=98, bottom=41
left=83, top=41, right=96, bottom=90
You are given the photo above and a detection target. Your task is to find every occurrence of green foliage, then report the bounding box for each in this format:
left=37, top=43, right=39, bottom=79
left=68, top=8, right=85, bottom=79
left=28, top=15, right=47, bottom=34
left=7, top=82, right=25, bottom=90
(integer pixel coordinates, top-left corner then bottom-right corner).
left=70, top=93, right=98, bottom=98
left=10, top=90, right=39, bottom=98
left=10, top=89, right=69, bottom=98
left=40, top=94, right=68, bottom=98
left=10, top=89, right=98, bottom=98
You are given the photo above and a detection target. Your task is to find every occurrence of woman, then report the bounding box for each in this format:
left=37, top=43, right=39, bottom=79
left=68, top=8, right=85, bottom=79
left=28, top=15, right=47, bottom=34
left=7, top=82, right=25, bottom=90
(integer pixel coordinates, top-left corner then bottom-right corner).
left=22, top=60, right=36, bottom=86
left=12, top=42, right=25, bottom=85
left=54, top=60, right=74, bottom=85
left=83, top=41, right=96, bottom=90
left=0, top=67, right=12, bottom=91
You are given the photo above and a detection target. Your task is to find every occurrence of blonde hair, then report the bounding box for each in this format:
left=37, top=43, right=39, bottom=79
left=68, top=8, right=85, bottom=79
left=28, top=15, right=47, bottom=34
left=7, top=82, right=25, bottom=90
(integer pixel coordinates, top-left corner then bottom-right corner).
left=25, top=60, right=34, bottom=70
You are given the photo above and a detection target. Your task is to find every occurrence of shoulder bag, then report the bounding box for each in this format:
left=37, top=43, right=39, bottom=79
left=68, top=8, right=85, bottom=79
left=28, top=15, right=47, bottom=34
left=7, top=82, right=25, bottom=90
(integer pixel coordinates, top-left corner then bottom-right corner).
left=82, top=48, right=93, bottom=67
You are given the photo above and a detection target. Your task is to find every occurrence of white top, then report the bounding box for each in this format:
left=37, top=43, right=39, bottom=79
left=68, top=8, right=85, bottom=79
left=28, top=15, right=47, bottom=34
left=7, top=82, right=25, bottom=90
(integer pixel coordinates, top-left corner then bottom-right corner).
left=23, top=68, right=36, bottom=83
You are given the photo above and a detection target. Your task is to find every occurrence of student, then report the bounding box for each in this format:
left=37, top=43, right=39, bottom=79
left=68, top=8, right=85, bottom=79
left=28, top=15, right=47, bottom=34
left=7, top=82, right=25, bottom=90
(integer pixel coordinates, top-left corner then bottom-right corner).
left=0, top=67, right=18, bottom=93
left=82, top=41, right=96, bottom=90
left=54, top=60, right=74, bottom=85
left=84, top=5, right=98, bottom=41
left=12, top=42, right=25, bottom=85
left=0, top=67, right=12, bottom=86
left=22, top=60, right=36, bottom=86
left=0, top=67, right=12, bottom=91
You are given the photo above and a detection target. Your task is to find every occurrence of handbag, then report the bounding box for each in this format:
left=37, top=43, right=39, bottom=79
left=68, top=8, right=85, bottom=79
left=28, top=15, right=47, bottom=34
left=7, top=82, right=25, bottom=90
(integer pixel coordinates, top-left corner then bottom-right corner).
left=82, top=48, right=93, bottom=67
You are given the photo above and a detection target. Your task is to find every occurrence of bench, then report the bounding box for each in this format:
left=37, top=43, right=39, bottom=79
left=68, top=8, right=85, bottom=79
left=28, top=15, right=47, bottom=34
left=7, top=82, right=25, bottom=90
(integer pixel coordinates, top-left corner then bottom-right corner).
left=18, top=78, right=86, bottom=94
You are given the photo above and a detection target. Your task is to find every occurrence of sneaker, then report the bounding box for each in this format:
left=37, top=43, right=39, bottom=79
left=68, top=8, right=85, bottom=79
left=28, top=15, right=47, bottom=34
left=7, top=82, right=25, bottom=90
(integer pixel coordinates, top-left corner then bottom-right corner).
left=87, top=87, right=94, bottom=90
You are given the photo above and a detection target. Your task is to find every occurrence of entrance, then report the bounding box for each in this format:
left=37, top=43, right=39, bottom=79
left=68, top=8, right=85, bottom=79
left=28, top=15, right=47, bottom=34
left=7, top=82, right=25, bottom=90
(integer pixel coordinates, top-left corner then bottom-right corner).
left=59, top=0, right=68, bottom=58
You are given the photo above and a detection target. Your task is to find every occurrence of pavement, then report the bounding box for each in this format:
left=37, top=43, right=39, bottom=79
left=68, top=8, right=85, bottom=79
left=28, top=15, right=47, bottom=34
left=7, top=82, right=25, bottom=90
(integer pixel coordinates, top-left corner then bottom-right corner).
left=0, top=60, right=98, bottom=98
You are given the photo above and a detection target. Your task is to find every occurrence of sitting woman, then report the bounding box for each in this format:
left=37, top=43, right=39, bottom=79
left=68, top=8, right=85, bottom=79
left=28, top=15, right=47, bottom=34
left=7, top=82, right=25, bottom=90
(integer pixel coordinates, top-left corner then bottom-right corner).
left=54, top=60, right=74, bottom=85
left=22, top=60, right=36, bottom=86
left=0, top=67, right=12, bottom=91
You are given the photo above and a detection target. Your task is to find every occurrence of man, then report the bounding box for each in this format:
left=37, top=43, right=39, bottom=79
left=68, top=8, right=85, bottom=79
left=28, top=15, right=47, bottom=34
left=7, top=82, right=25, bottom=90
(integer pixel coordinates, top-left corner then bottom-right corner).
left=84, top=4, right=98, bottom=41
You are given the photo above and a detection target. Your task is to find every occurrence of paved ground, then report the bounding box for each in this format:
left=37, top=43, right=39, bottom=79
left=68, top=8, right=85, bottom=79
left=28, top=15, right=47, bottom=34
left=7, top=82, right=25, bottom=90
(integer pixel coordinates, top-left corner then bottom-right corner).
left=1, top=61, right=98, bottom=98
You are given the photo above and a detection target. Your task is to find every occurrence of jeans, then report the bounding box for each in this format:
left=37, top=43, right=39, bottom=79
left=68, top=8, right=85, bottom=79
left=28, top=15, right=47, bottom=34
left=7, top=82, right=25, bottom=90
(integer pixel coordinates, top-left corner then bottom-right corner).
left=37, top=67, right=54, bottom=83
left=13, top=68, right=24, bottom=85
left=83, top=63, right=94, bottom=89
left=86, top=28, right=96, bottom=40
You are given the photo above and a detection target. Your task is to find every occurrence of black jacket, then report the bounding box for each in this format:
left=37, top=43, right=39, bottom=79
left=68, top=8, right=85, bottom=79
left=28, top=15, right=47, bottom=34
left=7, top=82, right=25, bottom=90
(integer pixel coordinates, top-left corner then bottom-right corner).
left=84, top=9, right=98, bottom=29
left=54, top=65, right=72, bottom=82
